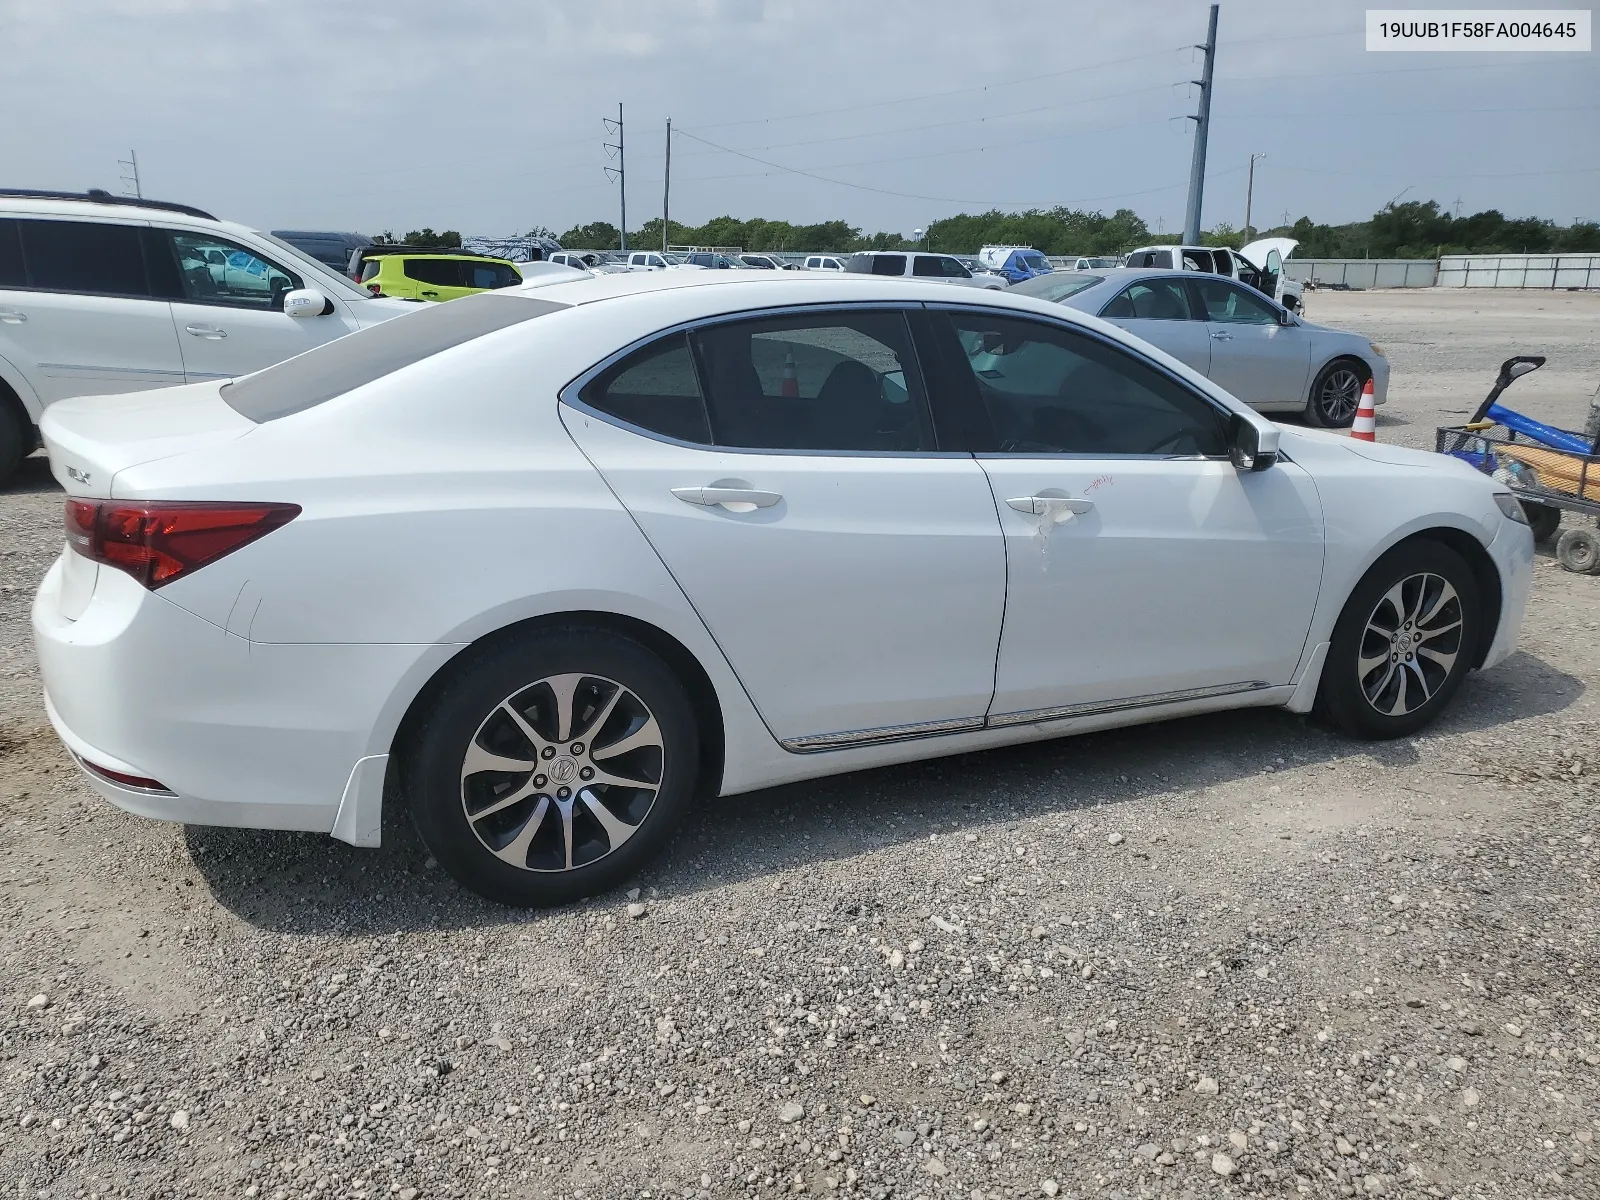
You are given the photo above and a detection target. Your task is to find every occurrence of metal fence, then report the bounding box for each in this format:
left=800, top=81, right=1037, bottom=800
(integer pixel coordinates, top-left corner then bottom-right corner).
left=1282, top=259, right=1438, bottom=290
left=1436, top=254, right=1600, bottom=289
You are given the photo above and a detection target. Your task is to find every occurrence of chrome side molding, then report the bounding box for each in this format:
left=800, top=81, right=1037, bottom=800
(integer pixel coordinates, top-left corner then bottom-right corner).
left=780, top=681, right=1271, bottom=753
left=985, top=680, right=1271, bottom=728
left=781, top=715, right=985, bottom=754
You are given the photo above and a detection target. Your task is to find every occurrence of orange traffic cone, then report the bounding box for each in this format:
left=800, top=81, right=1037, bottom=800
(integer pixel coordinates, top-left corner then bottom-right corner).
left=781, top=351, right=799, bottom=398
left=1350, top=379, right=1377, bottom=441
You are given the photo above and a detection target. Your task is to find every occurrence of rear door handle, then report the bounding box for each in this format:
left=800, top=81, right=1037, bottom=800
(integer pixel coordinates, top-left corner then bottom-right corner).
left=185, top=324, right=226, bottom=339
left=0, top=310, right=26, bottom=324
left=672, top=486, right=782, bottom=510
left=1005, top=494, right=1094, bottom=521
left=1210, top=330, right=1233, bottom=341
left=420, top=290, right=439, bottom=298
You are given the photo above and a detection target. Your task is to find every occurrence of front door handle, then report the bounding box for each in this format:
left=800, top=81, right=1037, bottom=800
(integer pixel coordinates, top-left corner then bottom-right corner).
left=672, top=486, right=782, bottom=510
left=1005, top=494, right=1094, bottom=521
left=1210, top=330, right=1233, bottom=341
left=185, top=324, right=227, bottom=339
left=0, top=310, right=26, bottom=324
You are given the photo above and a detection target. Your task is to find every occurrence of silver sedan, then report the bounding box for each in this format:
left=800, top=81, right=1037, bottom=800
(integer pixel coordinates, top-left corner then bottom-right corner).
left=1011, top=268, right=1388, bottom=427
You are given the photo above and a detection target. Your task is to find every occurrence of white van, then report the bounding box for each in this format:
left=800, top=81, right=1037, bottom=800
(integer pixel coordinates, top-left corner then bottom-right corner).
left=0, top=188, right=415, bottom=486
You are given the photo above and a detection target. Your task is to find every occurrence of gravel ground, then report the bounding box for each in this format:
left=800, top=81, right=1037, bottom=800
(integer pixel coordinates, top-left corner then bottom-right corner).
left=1, top=288, right=1598, bottom=1200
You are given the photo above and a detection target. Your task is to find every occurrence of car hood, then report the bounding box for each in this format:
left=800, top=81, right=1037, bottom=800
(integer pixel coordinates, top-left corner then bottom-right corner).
left=1238, top=237, right=1298, bottom=269
left=1278, top=424, right=1477, bottom=473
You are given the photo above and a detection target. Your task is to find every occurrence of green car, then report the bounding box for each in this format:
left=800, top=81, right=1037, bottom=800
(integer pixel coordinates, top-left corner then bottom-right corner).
left=354, top=247, right=523, bottom=302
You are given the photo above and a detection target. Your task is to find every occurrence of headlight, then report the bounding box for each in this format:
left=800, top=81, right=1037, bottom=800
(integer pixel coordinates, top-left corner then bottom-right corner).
left=1369, top=343, right=1386, bottom=358
left=1494, top=492, right=1530, bottom=525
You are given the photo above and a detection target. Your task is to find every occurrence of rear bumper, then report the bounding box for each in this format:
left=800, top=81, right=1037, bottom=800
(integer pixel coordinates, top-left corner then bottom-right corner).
left=33, top=555, right=439, bottom=836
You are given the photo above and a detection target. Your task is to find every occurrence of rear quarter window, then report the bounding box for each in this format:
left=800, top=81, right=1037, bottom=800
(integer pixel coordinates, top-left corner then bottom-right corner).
left=221, top=293, right=568, bottom=422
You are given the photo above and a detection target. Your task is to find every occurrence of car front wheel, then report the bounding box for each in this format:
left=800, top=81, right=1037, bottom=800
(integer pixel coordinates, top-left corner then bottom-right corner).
left=1306, top=358, right=1369, bottom=428
left=1319, top=540, right=1482, bottom=738
left=403, top=627, right=700, bottom=906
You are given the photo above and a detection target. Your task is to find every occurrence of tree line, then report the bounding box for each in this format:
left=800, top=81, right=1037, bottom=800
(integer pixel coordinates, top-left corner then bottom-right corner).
left=540, top=200, right=1597, bottom=259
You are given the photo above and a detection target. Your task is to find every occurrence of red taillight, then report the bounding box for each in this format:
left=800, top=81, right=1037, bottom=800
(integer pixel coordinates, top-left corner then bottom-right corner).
left=80, top=758, right=171, bottom=793
left=63, top=499, right=300, bottom=589
left=367, top=282, right=382, bottom=295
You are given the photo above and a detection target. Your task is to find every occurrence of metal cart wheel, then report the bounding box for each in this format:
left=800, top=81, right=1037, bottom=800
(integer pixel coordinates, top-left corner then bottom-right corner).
left=1555, top=526, right=1600, bottom=574
left=1523, top=502, right=1562, bottom=544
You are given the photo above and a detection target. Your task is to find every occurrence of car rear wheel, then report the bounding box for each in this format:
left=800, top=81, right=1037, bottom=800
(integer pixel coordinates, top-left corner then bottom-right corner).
left=403, top=627, right=700, bottom=906
left=1319, top=540, right=1481, bottom=739
left=1306, top=358, right=1369, bottom=428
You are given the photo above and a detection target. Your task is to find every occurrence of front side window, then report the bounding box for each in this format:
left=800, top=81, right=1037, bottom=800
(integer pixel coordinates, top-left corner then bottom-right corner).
left=690, top=310, right=932, bottom=452
left=17, top=219, right=150, bottom=297
left=579, top=332, right=711, bottom=444
left=170, top=232, right=299, bottom=309
left=939, top=312, right=1227, bottom=457
left=1023, top=254, right=1049, bottom=271
left=1195, top=279, right=1279, bottom=325
left=1100, top=278, right=1194, bottom=321
left=465, top=262, right=520, bottom=289
left=939, top=257, right=971, bottom=278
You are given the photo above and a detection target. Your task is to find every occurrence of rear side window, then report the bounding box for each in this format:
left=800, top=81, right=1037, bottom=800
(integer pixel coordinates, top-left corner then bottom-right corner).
left=0, top=220, right=23, bottom=287
left=578, top=333, right=711, bottom=444
left=221, top=293, right=568, bottom=422
left=1101, top=278, right=1194, bottom=321
left=403, top=258, right=463, bottom=286
left=911, top=255, right=942, bottom=277
left=17, top=219, right=150, bottom=297
left=690, top=310, right=932, bottom=452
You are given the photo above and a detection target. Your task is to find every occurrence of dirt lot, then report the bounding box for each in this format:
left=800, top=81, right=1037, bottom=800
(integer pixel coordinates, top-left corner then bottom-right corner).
left=0, top=288, right=1597, bottom=1200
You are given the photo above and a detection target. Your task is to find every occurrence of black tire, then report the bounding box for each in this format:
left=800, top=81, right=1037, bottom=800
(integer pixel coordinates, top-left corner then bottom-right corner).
left=402, top=626, right=700, bottom=907
left=0, top=398, right=26, bottom=489
left=1319, top=539, right=1481, bottom=739
left=1305, top=357, right=1370, bottom=429
left=1555, top=526, right=1600, bottom=574
left=1523, top=502, right=1561, bottom=544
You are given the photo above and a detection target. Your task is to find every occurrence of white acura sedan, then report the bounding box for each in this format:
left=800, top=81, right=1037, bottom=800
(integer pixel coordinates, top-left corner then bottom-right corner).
left=34, top=271, right=1532, bottom=905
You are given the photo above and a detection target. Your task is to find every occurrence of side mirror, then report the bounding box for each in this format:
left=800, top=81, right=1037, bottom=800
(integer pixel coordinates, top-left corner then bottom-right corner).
left=283, top=288, right=330, bottom=318
left=1229, top=412, right=1279, bottom=472
left=1506, top=357, right=1543, bottom=381
left=1279, top=308, right=1298, bottom=326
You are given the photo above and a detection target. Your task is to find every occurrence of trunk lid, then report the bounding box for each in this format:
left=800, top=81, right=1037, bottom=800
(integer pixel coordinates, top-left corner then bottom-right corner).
left=40, top=382, right=256, bottom=499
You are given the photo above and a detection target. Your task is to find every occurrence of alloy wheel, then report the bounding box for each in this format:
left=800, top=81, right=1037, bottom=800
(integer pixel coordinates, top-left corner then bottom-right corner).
left=1319, top=365, right=1364, bottom=424
left=459, top=673, right=664, bottom=872
left=1356, top=573, right=1463, bottom=716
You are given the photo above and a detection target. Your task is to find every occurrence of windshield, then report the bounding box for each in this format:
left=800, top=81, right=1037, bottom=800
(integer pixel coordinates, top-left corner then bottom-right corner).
left=256, top=232, right=370, bottom=299
left=1009, top=272, right=1105, bottom=302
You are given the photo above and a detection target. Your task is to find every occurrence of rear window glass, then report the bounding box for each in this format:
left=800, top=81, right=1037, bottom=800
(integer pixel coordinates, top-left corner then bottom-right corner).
left=1009, top=272, right=1104, bottom=302
left=221, top=293, right=567, bottom=422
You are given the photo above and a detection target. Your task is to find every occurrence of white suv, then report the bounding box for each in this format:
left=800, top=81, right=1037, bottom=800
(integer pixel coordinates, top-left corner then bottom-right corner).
left=844, top=251, right=1006, bottom=289
left=0, top=189, right=415, bottom=485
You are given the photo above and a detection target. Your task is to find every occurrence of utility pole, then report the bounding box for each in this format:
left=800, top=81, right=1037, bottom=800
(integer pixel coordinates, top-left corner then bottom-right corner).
left=117, top=150, right=142, bottom=198
left=663, top=118, right=672, bottom=253
left=603, top=104, right=627, bottom=253
left=1243, top=153, right=1266, bottom=242
left=1182, top=3, right=1219, bottom=246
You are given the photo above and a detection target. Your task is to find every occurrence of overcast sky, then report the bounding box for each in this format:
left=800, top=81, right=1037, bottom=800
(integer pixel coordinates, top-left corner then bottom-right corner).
left=2, top=0, right=1594, bottom=239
